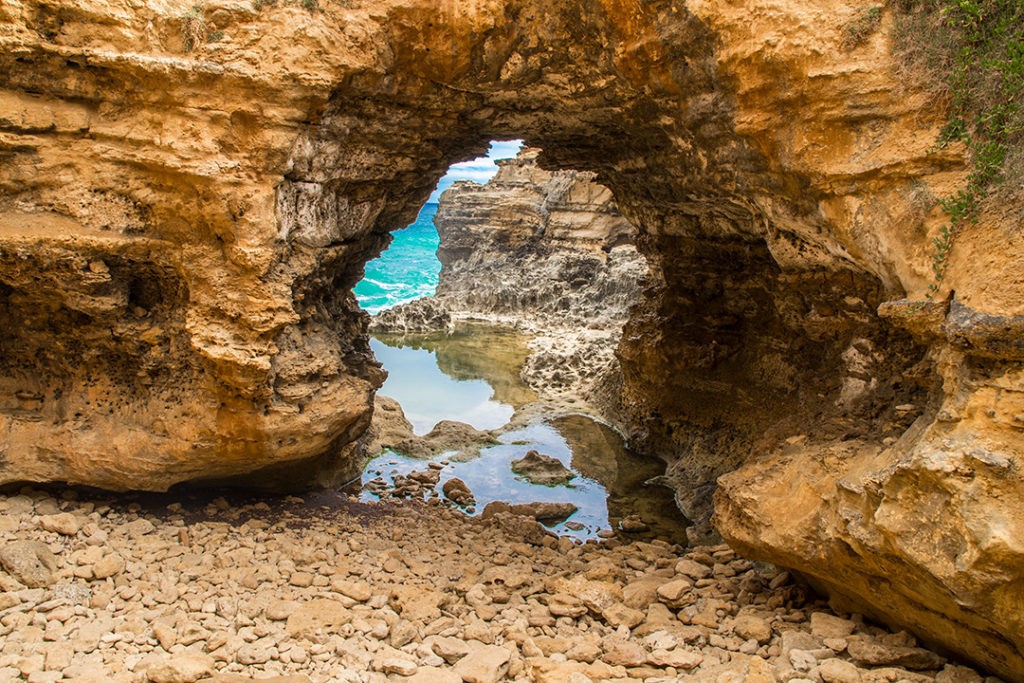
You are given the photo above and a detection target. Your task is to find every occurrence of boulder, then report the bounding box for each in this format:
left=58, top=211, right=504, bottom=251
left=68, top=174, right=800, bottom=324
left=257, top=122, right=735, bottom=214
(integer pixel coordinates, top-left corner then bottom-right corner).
left=481, top=501, right=577, bottom=525
left=0, top=541, right=58, bottom=588
left=510, top=450, right=575, bottom=486
left=442, top=478, right=475, bottom=506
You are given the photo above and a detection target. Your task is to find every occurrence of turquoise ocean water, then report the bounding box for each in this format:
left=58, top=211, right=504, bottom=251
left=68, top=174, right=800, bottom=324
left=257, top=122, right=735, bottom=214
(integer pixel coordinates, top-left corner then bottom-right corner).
left=354, top=203, right=441, bottom=313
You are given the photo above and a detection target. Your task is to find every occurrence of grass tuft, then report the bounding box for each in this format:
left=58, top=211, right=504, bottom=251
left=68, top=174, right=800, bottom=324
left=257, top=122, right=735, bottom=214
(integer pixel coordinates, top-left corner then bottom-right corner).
left=844, top=6, right=883, bottom=49
left=892, top=0, right=1024, bottom=296
left=181, top=3, right=206, bottom=53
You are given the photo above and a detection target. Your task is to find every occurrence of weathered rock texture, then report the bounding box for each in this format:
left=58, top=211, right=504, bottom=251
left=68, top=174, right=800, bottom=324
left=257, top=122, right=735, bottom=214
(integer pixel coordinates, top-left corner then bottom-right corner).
left=372, top=148, right=646, bottom=412
left=435, top=147, right=644, bottom=326
left=0, top=0, right=1022, bottom=677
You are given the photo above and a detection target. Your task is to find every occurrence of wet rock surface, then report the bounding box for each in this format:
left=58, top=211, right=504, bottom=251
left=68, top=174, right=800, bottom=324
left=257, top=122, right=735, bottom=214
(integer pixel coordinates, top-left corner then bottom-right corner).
left=510, top=451, right=575, bottom=487
left=0, top=488, right=993, bottom=683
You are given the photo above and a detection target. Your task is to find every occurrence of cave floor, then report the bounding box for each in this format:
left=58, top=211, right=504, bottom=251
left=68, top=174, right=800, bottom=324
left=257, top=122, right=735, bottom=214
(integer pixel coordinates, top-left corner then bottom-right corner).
left=0, top=488, right=993, bottom=683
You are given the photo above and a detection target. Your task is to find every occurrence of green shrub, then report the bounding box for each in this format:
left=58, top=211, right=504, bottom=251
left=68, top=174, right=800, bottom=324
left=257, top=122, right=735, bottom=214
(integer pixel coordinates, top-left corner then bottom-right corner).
left=181, top=3, right=206, bottom=53
left=892, top=0, right=1024, bottom=297
left=844, top=6, right=883, bottom=49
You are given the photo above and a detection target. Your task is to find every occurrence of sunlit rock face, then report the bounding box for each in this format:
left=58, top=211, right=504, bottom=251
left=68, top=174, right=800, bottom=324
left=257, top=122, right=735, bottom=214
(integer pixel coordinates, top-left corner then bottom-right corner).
left=432, top=147, right=644, bottom=327
left=1, top=0, right=1022, bottom=676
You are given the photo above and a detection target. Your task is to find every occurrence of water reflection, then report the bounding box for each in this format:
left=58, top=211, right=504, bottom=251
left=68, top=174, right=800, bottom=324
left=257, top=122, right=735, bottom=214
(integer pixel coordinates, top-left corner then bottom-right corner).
left=361, top=325, right=687, bottom=543
left=371, top=329, right=528, bottom=434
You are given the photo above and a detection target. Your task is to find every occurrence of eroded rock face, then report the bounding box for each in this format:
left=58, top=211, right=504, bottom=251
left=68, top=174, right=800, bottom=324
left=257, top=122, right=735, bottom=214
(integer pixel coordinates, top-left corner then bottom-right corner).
left=433, top=147, right=644, bottom=328
left=1, top=0, right=1021, bottom=677
left=714, top=298, right=1024, bottom=680
left=371, top=147, right=646, bottom=414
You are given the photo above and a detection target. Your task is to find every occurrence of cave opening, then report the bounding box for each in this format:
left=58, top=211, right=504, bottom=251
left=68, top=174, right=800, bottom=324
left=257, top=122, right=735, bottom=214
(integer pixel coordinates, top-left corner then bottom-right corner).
left=284, top=72, right=936, bottom=549
left=1, top=0, right=1015, bottom=673
left=343, top=138, right=684, bottom=542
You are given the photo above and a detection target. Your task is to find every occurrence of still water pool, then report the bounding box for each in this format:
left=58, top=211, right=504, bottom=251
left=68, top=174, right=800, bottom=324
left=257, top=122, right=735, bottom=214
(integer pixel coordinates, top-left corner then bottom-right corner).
left=358, top=325, right=687, bottom=543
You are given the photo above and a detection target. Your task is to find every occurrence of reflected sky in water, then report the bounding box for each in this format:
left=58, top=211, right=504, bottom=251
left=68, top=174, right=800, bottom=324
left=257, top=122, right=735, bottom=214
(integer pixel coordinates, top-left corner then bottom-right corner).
left=362, top=328, right=688, bottom=543
left=363, top=421, right=613, bottom=540
left=371, top=337, right=515, bottom=435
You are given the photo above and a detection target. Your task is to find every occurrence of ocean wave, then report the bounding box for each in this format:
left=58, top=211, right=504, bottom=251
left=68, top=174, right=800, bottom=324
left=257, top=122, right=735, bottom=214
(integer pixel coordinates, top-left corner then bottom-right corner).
left=354, top=204, right=442, bottom=312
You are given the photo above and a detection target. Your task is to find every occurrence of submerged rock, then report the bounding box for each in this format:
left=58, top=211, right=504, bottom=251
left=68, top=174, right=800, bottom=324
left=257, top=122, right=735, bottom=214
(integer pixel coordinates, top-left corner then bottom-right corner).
left=510, top=450, right=575, bottom=486
left=481, top=500, right=578, bottom=525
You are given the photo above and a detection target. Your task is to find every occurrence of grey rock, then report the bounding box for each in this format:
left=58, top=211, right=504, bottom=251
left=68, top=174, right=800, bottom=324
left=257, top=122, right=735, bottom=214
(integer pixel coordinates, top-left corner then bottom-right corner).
left=0, top=541, right=58, bottom=588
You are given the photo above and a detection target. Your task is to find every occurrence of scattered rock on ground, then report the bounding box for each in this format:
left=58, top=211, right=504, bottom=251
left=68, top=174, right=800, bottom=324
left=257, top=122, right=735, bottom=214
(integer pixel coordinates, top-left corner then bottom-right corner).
left=0, top=488, right=988, bottom=683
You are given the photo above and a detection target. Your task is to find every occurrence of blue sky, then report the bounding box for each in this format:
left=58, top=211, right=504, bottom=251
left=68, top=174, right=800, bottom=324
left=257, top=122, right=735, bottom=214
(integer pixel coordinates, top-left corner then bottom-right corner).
left=428, top=140, right=523, bottom=202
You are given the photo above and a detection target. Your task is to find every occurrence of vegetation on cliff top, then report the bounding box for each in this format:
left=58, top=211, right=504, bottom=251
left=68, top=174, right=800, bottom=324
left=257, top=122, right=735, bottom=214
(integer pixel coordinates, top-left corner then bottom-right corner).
left=893, top=0, right=1024, bottom=296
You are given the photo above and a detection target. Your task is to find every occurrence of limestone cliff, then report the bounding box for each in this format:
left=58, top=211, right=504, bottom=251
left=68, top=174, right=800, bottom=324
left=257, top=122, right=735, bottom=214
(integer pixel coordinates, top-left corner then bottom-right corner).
left=372, top=147, right=646, bottom=412
left=432, top=147, right=643, bottom=328
left=0, top=0, right=1022, bottom=677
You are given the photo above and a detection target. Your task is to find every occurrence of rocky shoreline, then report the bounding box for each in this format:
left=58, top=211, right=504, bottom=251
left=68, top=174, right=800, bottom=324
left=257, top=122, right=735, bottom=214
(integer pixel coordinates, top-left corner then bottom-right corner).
left=369, top=148, right=646, bottom=424
left=0, top=487, right=994, bottom=683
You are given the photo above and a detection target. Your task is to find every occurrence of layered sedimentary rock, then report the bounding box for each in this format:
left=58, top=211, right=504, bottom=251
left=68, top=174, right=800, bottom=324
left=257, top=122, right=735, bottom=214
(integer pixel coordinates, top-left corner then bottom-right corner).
left=1, top=0, right=1022, bottom=676
left=372, top=148, right=646, bottom=410
left=434, top=147, right=643, bottom=327
left=372, top=147, right=644, bottom=331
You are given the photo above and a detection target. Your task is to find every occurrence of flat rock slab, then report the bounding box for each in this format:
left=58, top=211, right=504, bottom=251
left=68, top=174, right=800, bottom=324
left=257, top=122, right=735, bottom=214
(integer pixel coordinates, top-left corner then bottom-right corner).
left=145, top=653, right=214, bottom=683
left=285, top=599, right=352, bottom=639
left=453, top=644, right=511, bottom=683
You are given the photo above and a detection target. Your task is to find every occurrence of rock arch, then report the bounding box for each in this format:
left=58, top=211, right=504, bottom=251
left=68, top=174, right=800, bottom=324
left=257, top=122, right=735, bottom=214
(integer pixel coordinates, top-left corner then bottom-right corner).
left=1, top=0, right=1021, bottom=677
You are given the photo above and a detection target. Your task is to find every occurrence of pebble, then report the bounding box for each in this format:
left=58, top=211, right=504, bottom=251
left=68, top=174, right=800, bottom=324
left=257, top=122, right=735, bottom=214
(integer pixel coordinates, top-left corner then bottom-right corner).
left=0, top=488, right=986, bottom=683
left=381, top=657, right=418, bottom=676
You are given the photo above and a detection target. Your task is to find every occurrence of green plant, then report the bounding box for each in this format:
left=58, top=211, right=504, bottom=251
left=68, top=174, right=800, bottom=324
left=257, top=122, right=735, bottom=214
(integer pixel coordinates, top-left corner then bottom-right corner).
left=181, top=3, right=206, bottom=53
left=301, top=0, right=318, bottom=11
left=844, top=5, right=883, bottom=49
left=892, top=0, right=1024, bottom=297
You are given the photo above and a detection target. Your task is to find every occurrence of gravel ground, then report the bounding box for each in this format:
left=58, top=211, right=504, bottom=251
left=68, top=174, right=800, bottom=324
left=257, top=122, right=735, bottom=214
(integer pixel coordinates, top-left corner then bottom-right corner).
left=0, top=487, right=995, bottom=683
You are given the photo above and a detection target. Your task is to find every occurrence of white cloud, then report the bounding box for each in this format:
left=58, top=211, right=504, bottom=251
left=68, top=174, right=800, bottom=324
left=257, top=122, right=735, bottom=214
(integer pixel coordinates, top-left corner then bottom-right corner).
left=428, top=140, right=523, bottom=202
